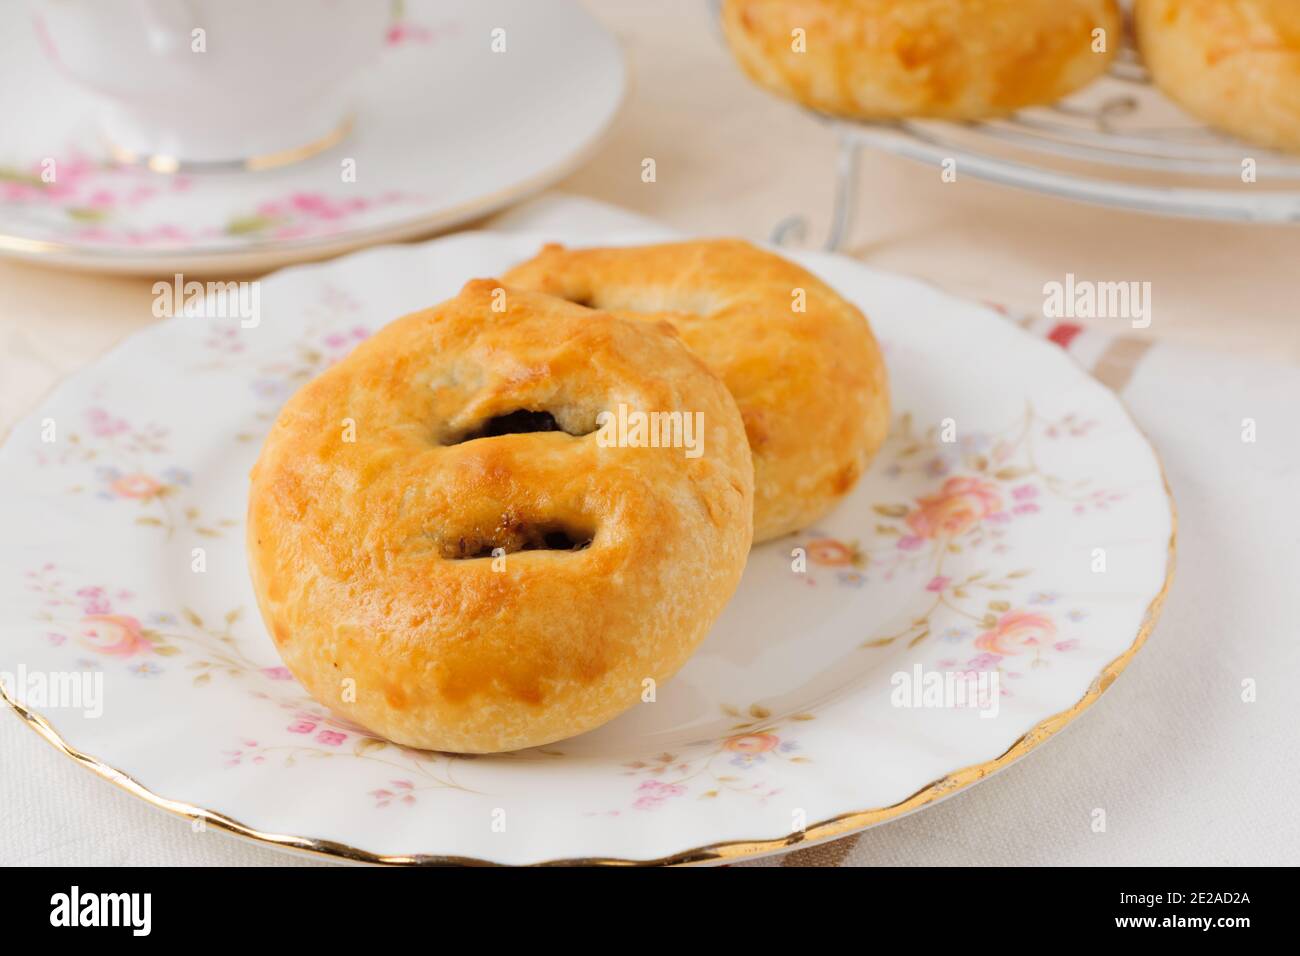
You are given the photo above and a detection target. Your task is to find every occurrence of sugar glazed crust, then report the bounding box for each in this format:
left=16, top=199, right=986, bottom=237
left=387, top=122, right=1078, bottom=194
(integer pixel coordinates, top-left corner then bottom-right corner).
left=721, top=0, right=1121, bottom=120
left=504, top=239, right=889, bottom=542
left=247, top=281, right=754, bottom=753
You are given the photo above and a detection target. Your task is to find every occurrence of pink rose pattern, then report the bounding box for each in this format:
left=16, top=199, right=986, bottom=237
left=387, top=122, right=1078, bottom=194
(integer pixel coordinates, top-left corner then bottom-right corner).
left=0, top=154, right=418, bottom=249
left=792, top=407, right=1110, bottom=689
left=24, top=565, right=259, bottom=681
left=602, top=707, right=813, bottom=812
left=27, top=564, right=475, bottom=805
left=32, top=407, right=234, bottom=538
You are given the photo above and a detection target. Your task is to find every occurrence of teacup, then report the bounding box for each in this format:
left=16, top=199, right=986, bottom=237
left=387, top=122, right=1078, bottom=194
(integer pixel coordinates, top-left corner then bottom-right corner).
left=29, top=0, right=390, bottom=171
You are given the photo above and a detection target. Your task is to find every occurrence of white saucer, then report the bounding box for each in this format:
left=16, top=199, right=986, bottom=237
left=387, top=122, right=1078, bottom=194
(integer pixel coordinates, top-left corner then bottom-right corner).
left=0, top=0, right=625, bottom=274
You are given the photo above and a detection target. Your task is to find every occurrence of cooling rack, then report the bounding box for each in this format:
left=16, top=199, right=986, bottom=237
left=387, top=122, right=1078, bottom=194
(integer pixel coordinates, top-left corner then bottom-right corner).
left=766, top=44, right=1300, bottom=249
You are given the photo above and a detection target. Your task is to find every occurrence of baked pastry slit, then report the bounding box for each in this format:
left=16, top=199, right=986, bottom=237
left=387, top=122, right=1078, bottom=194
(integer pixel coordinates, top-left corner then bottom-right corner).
left=447, top=408, right=590, bottom=444
left=442, top=520, right=595, bottom=559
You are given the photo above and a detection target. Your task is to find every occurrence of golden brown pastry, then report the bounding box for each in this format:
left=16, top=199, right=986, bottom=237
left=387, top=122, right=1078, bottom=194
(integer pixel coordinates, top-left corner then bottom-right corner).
left=503, top=239, right=889, bottom=542
left=247, top=280, right=754, bottom=753
left=1136, top=0, right=1300, bottom=153
left=721, top=0, right=1121, bottom=120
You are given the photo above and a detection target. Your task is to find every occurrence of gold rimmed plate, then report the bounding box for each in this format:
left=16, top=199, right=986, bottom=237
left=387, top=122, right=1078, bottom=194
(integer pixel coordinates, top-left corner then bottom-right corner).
left=0, top=230, right=1174, bottom=864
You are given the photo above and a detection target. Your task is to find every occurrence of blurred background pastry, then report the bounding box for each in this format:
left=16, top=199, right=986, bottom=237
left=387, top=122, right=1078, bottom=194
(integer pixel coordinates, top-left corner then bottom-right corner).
left=721, top=0, right=1121, bottom=120
left=1135, top=0, right=1300, bottom=154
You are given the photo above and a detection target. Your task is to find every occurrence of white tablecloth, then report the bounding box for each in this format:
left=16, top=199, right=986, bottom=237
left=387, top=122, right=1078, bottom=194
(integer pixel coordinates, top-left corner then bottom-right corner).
left=3, top=196, right=1297, bottom=866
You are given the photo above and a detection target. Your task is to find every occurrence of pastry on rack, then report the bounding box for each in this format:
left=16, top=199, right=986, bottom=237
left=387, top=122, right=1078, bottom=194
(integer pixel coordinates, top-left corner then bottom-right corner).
left=1136, top=0, right=1300, bottom=154
left=247, top=280, right=754, bottom=753
left=720, top=0, right=1122, bottom=120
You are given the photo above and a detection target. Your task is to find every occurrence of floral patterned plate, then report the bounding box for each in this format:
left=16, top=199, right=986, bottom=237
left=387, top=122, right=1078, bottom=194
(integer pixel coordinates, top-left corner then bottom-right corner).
left=0, top=0, right=624, bottom=274
left=0, top=231, right=1174, bottom=865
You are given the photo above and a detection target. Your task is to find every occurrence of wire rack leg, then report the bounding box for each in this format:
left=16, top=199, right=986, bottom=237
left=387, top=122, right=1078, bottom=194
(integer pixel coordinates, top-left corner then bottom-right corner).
left=772, top=135, right=861, bottom=251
